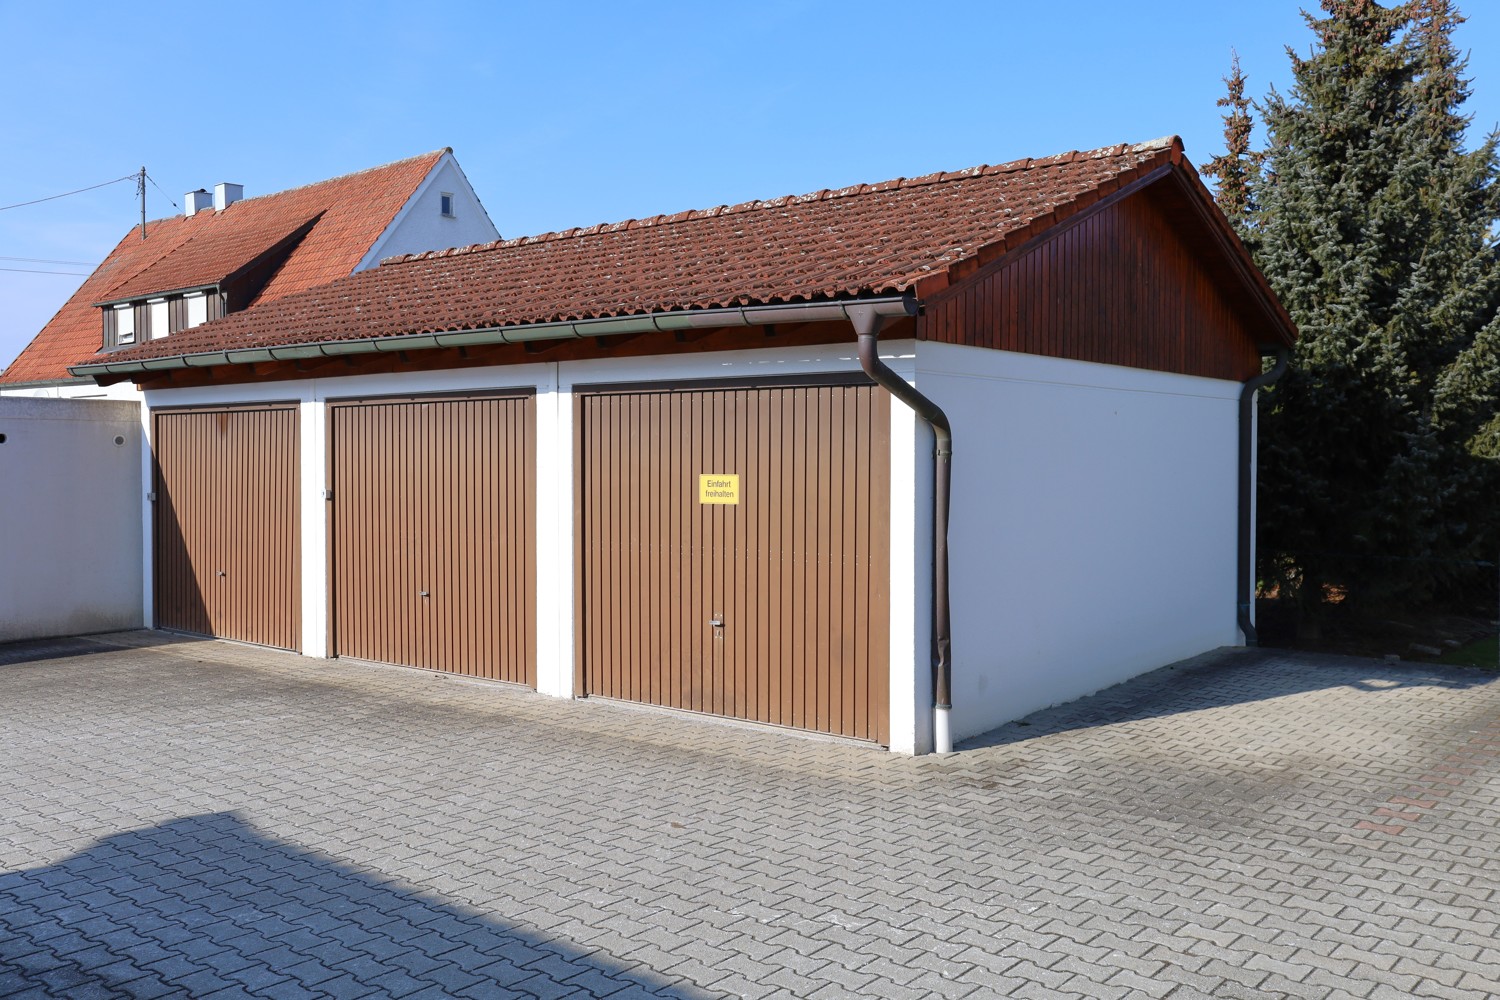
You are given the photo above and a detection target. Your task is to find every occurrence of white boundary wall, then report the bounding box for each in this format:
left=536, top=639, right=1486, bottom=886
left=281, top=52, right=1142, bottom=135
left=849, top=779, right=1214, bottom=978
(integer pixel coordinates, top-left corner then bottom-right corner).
left=0, top=398, right=144, bottom=642
left=0, top=381, right=143, bottom=401
left=913, top=342, right=1242, bottom=744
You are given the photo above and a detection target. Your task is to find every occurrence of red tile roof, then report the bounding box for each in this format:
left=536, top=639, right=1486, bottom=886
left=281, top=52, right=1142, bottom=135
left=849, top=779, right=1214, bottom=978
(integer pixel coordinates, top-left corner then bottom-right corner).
left=100, top=211, right=323, bottom=302
left=1, top=150, right=445, bottom=383
left=86, top=137, right=1282, bottom=370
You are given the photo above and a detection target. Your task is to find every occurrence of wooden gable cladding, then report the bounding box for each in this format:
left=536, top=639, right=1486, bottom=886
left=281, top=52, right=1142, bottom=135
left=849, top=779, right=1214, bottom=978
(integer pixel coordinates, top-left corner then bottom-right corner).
left=917, top=180, right=1265, bottom=382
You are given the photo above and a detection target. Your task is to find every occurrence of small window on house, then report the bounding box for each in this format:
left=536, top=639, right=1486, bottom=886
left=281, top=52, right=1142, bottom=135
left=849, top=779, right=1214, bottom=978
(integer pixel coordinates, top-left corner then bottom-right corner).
left=440, top=192, right=455, bottom=218
left=148, top=298, right=169, bottom=340
left=114, top=304, right=135, bottom=345
left=185, top=292, right=208, bottom=329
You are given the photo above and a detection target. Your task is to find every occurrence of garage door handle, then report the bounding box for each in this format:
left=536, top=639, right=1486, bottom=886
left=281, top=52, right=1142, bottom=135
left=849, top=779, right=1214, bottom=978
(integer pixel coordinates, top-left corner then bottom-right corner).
left=419, top=591, right=430, bottom=598
left=217, top=570, right=226, bottom=577
left=708, top=616, right=724, bottom=627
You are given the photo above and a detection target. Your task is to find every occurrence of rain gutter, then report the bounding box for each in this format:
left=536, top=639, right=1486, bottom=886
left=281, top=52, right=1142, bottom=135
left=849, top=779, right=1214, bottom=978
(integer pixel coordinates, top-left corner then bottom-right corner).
left=69, top=296, right=917, bottom=379
left=1238, top=349, right=1290, bottom=646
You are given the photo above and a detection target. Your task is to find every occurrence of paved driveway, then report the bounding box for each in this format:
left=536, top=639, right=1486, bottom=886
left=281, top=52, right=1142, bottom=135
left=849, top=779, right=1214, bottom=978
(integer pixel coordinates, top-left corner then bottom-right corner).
left=1, top=633, right=1497, bottom=999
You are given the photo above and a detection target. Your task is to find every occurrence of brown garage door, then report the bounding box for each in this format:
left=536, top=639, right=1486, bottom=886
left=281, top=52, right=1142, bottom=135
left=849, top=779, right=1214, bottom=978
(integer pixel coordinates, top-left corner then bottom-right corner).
left=153, top=404, right=301, bottom=650
left=577, top=379, right=890, bottom=744
left=328, top=392, right=535, bottom=685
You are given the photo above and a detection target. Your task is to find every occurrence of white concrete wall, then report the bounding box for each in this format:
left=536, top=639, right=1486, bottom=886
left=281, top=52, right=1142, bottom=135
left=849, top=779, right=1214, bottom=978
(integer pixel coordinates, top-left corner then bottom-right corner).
left=358, top=153, right=499, bottom=269
left=0, top=380, right=143, bottom=401
left=913, top=341, right=1242, bottom=744
left=0, top=397, right=144, bottom=642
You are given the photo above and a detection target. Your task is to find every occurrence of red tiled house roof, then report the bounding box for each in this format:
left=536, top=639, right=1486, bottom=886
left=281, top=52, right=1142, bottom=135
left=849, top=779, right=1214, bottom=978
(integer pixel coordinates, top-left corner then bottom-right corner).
left=1, top=150, right=446, bottom=383
left=82, top=137, right=1295, bottom=372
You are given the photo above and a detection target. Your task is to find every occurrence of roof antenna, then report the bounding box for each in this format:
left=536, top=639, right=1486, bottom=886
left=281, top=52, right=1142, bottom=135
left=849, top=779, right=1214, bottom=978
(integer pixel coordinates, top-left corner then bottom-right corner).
left=137, top=166, right=146, bottom=240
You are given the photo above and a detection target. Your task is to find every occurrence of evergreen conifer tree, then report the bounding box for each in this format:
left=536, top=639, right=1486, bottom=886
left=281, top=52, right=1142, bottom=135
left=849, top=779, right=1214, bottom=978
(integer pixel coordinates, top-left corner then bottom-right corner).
left=1214, top=0, right=1500, bottom=618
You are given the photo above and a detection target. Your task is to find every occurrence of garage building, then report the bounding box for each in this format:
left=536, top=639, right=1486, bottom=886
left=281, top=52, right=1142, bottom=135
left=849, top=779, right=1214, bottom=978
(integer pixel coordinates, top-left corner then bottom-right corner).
left=76, top=137, right=1297, bottom=754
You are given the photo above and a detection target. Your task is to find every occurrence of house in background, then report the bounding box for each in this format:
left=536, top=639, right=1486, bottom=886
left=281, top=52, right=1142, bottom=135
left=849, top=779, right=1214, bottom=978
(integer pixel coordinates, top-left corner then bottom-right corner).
left=68, top=137, right=1296, bottom=754
left=0, top=149, right=498, bottom=398
left=0, top=149, right=497, bottom=644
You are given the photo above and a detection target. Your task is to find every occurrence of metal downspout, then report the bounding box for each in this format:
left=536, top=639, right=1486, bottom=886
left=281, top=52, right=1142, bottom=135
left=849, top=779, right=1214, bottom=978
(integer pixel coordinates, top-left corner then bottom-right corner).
left=1238, top=349, right=1290, bottom=646
left=847, top=303, right=955, bottom=754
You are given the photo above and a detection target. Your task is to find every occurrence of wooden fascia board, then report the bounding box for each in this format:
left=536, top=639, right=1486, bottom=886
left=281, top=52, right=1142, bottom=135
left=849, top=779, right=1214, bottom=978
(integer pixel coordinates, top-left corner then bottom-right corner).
left=1162, top=166, right=1297, bottom=350
left=919, top=161, right=1299, bottom=354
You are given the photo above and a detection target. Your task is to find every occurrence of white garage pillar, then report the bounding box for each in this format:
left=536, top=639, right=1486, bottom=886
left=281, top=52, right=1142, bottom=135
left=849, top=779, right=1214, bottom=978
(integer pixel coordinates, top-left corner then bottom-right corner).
left=299, top=394, right=329, bottom=658
left=533, top=364, right=575, bottom=699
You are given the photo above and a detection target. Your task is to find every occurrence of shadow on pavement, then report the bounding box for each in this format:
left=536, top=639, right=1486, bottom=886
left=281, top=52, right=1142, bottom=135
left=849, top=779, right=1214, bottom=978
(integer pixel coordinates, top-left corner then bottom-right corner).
left=0, top=812, right=704, bottom=999
left=0, top=631, right=208, bottom=668
left=959, top=646, right=1499, bottom=751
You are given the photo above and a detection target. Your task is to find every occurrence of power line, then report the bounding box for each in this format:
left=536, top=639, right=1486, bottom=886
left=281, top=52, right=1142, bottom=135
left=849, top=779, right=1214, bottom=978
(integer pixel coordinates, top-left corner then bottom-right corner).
left=0, top=266, right=90, bottom=276
left=0, top=173, right=137, bottom=212
left=145, top=172, right=179, bottom=210
left=0, top=255, right=97, bottom=266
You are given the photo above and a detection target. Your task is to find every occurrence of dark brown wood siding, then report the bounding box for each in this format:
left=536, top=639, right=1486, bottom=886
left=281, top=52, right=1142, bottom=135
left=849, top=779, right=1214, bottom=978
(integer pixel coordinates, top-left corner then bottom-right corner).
left=153, top=404, right=301, bottom=650
left=328, top=393, right=536, bottom=685
left=577, top=382, right=890, bottom=744
left=919, top=188, right=1264, bottom=381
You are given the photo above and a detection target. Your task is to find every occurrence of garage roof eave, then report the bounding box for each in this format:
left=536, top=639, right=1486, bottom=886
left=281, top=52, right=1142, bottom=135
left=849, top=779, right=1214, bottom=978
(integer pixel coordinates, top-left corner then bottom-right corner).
left=67, top=295, right=919, bottom=382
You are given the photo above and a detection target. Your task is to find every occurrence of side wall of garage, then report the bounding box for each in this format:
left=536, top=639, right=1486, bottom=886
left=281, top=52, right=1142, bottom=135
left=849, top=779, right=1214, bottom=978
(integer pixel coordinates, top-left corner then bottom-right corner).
left=0, top=397, right=144, bottom=642
left=914, top=340, right=1242, bottom=743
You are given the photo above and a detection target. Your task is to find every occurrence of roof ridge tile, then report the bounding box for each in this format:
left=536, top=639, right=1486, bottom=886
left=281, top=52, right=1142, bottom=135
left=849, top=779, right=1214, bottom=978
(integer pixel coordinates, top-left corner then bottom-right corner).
left=371, top=137, right=1181, bottom=273
left=214, top=149, right=447, bottom=211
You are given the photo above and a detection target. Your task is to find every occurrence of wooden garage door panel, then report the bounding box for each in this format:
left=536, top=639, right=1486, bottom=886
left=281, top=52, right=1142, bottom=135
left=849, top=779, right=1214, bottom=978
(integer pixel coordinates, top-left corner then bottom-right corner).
left=153, top=406, right=301, bottom=651
left=579, top=383, right=890, bottom=744
left=329, top=394, right=535, bottom=685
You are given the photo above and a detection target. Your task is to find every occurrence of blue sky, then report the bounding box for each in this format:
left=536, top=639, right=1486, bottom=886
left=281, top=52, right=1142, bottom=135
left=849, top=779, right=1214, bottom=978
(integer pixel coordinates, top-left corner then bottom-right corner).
left=2, top=1, right=1496, bottom=371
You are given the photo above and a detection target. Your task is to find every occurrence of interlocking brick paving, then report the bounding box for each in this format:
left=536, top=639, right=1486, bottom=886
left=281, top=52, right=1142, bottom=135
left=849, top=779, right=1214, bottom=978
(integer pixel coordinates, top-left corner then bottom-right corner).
left=2, top=634, right=1497, bottom=998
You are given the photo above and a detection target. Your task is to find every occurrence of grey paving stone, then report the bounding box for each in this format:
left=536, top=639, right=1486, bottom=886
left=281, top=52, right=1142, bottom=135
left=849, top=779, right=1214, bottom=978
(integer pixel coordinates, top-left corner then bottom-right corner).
left=0, top=635, right=1497, bottom=1000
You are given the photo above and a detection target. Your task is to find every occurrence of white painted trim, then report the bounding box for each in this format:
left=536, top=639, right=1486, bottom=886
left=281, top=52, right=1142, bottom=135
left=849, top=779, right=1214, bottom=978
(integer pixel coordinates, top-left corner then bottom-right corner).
left=299, top=398, right=329, bottom=657
left=1247, top=391, right=1259, bottom=641
left=140, top=402, right=154, bottom=628
left=533, top=362, right=574, bottom=698
left=557, top=341, right=872, bottom=387
left=884, top=345, right=924, bottom=754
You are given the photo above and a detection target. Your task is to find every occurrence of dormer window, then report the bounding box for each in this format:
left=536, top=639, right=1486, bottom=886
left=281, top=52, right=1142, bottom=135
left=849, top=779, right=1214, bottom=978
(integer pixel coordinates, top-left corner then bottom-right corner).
left=185, top=291, right=208, bottom=329
left=114, top=304, right=135, bottom=345
left=149, top=298, right=169, bottom=340
left=440, top=192, right=455, bottom=218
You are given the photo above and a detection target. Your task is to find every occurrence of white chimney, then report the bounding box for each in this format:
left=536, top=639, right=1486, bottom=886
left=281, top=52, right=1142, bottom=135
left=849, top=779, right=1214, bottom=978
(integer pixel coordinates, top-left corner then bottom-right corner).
left=184, top=189, right=214, bottom=216
left=214, top=183, right=244, bottom=211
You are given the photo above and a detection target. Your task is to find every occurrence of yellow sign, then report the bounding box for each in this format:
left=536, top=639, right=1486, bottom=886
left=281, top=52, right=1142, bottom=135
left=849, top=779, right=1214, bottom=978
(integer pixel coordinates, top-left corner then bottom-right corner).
left=699, top=474, right=740, bottom=505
